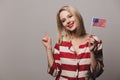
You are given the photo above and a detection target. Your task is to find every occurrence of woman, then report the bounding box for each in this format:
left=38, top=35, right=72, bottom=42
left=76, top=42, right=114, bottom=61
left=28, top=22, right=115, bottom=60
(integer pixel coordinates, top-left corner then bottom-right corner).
left=42, top=5, right=104, bottom=80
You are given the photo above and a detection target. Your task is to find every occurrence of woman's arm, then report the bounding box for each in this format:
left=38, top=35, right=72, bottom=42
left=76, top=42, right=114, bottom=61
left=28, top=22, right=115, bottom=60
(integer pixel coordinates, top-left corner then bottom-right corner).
left=42, top=33, right=54, bottom=67
left=89, top=37, right=98, bottom=72
left=89, top=35, right=104, bottom=78
left=42, top=33, right=61, bottom=77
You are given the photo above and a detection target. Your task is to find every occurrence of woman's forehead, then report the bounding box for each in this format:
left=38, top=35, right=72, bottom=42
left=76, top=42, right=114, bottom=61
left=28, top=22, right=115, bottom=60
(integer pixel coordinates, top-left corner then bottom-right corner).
left=59, top=10, right=72, bottom=19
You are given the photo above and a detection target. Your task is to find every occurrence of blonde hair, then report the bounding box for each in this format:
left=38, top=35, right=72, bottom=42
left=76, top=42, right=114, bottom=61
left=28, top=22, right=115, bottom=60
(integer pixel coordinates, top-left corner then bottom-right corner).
left=56, top=5, right=86, bottom=43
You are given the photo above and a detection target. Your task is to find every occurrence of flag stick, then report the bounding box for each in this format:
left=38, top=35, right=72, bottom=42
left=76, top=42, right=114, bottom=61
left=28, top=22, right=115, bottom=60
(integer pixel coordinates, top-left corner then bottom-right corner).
left=89, top=17, right=94, bottom=34
left=89, top=25, right=92, bottom=34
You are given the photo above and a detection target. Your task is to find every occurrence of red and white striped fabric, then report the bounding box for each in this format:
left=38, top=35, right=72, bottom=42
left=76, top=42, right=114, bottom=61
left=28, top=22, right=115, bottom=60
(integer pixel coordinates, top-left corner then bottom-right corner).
left=48, top=35, right=104, bottom=80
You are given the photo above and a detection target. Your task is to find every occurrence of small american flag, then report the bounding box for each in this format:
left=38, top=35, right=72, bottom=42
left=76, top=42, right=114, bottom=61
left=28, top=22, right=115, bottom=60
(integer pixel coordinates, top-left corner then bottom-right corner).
left=92, top=18, right=106, bottom=28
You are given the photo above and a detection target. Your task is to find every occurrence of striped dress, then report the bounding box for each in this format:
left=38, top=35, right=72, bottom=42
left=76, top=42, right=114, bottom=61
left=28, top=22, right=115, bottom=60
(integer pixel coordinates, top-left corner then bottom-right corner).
left=48, top=35, right=104, bottom=80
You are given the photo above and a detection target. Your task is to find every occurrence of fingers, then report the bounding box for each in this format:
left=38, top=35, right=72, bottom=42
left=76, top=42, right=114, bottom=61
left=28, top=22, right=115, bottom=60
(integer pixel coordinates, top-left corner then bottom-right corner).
left=89, top=38, right=98, bottom=46
left=42, top=36, right=47, bottom=42
left=42, top=32, right=49, bottom=42
left=89, top=38, right=95, bottom=46
left=44, top=32, right=49, bottom=37
left=89, top=37, right=98, bottom=52
left=42, top=38, right=47, bottom=42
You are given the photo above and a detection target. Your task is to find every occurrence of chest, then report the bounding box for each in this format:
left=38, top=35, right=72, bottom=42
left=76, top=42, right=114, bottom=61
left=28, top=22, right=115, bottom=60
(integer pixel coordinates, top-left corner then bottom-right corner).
left=59, top=41, right=90, bottom=58
left=59, top=42, right=91, bottom=66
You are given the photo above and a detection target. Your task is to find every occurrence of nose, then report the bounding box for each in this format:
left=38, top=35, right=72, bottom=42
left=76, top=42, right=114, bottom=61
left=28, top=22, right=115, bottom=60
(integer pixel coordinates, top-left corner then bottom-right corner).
left=66, top=19, right=70, bottom=24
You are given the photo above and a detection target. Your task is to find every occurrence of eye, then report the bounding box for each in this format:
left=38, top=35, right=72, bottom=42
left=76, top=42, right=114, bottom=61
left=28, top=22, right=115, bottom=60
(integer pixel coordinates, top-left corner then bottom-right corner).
left=68, top=15, right=72, bottom=18
left=61, top=19, right=65, bottom=23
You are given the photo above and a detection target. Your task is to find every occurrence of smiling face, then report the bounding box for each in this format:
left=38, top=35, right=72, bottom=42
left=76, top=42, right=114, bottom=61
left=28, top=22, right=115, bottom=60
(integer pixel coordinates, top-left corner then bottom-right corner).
left=56, top=6, right=86, bottom=43
left=59, top=10, right=78, bottom=32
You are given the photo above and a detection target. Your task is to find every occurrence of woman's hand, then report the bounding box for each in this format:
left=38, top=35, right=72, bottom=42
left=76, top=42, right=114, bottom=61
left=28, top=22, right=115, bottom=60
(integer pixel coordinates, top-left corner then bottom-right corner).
left=88, top=37, right=98, bottom=53
left=42, top=33, right=52, bottom=50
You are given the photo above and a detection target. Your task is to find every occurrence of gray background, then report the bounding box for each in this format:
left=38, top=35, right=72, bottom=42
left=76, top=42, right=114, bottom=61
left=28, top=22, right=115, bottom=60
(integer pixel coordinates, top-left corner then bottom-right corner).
left=0, top=0, right=120, bottom=80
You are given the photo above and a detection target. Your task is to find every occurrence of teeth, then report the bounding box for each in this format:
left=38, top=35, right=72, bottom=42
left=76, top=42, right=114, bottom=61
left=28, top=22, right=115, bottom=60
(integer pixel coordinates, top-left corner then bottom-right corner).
left=68, top=22, right=73, bottom=27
